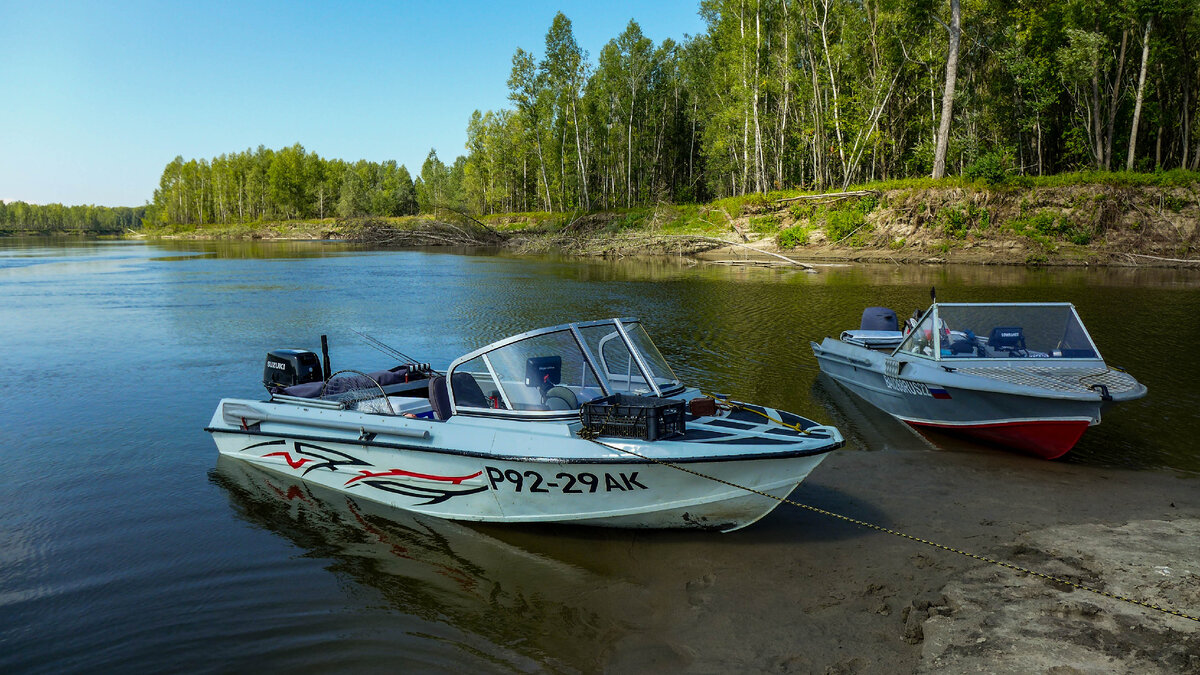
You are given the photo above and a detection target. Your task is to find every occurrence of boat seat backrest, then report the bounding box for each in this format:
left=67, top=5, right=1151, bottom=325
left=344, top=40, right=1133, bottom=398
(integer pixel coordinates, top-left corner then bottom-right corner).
left=861, top=307, right=899, bottom=332
left=428, top=375, right=452, bottom=420
left=429, top=373, right=494, bottom=419
left=451, top=372, right=491, bottom=410
left=368, top=367, right=410, bottom=387
left=949, top=329, right=978, bottom=354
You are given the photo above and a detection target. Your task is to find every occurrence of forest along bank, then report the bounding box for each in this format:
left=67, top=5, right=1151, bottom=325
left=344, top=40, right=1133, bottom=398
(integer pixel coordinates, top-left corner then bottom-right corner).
left=136, top=179, right=1200, bottom=268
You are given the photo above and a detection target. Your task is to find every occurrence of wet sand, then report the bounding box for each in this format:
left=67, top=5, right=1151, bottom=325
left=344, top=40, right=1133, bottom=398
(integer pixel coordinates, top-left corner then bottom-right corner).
left=475, top=421, right=1199, bottom=673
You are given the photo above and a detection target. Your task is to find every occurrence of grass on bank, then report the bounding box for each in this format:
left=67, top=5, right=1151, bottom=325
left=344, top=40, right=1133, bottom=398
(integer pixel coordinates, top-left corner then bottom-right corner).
left=134, top=170, right=1198, bottom=244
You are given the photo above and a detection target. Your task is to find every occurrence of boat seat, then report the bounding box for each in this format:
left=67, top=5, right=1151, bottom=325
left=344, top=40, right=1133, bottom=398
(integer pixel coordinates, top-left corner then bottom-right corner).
left=948, top=330, right=979, bottom=355
left=453, top=372, right=491, bottom=408
left=428, top=375, right=452, bottom=420
left=429, top=373, right=493, bottom=419
left=544, top=385, right=579, bottom=410
left=841, top=330, right=903, bottom=349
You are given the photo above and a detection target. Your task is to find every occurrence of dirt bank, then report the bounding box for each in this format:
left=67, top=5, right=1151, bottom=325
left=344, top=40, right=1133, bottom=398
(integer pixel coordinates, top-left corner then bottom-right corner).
left=708, top=182, right=1200, bottom=268
left=129, top=180, right=1200, bottom=268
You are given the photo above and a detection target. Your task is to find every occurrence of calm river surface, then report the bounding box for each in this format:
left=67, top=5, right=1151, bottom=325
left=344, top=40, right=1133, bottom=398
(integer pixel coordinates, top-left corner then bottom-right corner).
left=1, top=238, right=1198, bottom=672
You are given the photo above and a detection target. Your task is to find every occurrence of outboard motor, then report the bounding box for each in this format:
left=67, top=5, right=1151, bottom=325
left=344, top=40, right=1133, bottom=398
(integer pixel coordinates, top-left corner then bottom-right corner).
left=860, top=307, right=899, bottom=332
left=263, top=349, right=323, bottom=389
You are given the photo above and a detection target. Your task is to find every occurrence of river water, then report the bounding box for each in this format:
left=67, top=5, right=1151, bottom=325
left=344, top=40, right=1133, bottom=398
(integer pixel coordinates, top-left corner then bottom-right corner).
left=1, top=238, right=1197, bottom=672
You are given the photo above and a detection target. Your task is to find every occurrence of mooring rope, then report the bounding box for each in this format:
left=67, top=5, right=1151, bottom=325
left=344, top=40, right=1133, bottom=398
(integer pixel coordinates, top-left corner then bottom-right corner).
left=700, top=392, right=812, bottom=435
left=585, top=437, right=1200, bottom=624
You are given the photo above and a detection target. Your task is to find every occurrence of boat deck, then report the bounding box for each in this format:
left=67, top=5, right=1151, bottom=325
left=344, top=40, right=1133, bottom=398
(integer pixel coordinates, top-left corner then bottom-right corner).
left=951, top=364, right=1142, bottom=396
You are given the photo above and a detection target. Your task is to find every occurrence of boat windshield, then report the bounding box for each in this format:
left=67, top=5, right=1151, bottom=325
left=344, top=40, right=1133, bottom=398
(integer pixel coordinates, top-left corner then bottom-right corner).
left=896, top=303, right=1101, bottom=361
left=448, top=318, right=683, bottom=415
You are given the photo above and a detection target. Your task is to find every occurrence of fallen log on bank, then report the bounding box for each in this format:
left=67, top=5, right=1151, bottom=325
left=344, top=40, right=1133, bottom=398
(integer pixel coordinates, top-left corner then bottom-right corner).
left=775, top=189, right=880, bottom=205
left=682, top=236, right=815, bottom=269
left=510, top=232, right=815, bottom=270
left=341, top=217, right=506, bottom=247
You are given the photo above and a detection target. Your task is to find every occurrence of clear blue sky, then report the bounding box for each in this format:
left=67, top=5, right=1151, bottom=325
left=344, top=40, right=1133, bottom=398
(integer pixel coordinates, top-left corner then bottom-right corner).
left=0, top=0, right=705, bottom=206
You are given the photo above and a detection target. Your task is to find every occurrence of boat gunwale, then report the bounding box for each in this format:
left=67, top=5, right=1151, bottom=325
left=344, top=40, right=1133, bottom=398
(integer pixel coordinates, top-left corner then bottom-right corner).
left=204, top=425, right=845, bottom=464
left=814, top=341, right=1133, bottom=402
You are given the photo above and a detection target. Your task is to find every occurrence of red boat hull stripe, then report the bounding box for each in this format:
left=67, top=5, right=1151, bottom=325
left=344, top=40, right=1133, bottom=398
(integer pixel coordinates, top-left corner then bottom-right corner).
left=904, top=419, right=1091, bottom=459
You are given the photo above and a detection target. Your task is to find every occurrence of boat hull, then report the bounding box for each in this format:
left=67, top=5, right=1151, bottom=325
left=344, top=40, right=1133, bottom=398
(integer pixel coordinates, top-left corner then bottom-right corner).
left=903, top=418, right=1091, bottom=460
left=210, top=428, right=829, bottom=532
left=812, top=340, right=1110, bottom=458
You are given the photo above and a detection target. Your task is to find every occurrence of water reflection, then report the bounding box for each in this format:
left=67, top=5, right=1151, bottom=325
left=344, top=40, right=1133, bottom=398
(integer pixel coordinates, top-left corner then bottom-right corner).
left=210, top=456, right=638, bottom=671
left=151, top=238, right=371, bottom=259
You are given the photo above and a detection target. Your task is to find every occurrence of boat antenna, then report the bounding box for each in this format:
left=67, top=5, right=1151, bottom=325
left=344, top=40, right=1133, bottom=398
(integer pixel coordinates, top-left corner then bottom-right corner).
left=930, top=286, right=937, bottom=303
left=351, top=329, right=442, bottom=375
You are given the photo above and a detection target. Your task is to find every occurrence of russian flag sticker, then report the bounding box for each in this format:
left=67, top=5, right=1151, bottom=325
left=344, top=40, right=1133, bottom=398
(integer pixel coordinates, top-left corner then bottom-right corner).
left=929, top=387, right=952, bottom=399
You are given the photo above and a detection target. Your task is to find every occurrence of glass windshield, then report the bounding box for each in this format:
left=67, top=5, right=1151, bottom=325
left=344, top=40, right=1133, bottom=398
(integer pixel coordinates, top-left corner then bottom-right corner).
left=450, top=319, right=687, bottom=414
left=621, top=322, right=682, bottom=392
left=461, top=329, right=604, bottom=411
left=914, top=304, right=1100, bottom=360
left=897, top=310, right=940, bottom=359
left=576, top=323, right=652, bottom=394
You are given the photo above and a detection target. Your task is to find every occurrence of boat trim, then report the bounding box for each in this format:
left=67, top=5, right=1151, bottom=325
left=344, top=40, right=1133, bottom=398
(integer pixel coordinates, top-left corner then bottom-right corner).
left=480, top=353, right=513, bottom=410
left=891, top=414, right=1097, bottom=427
left=820, top=369, right=904, bottom=398
left=809, top=343, right=873, bottom=368
left=206, top=426, right=844, bottom=463
left=615, top=318, right=663, bottom=398
left=449, top=317, right=640, bottom=368
left=455, top=409, right=580, bottom=422
left=815, top=349, right=1113, bottom=401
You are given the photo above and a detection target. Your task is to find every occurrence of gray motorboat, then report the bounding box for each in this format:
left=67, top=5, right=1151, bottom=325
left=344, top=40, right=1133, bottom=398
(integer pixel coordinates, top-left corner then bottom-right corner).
left=811, top=302, right=1146, bottom=458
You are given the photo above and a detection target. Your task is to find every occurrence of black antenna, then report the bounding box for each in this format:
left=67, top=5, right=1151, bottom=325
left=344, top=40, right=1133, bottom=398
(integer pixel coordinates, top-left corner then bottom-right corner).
left=320, top=335, right=332, bottom=381
left=930, top=286, right=937, bottom=303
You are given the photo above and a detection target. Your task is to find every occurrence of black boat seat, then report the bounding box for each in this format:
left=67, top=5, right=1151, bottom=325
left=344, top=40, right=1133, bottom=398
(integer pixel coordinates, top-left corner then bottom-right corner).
left=948, top=330, right=979, bottom=355
left=428, top=375, right=452, bottom=420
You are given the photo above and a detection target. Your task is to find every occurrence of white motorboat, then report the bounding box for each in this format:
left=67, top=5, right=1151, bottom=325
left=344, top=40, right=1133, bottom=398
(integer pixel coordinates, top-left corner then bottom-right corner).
left=812, top=302, right=1146, bottom=459
left=207, top=318, right=842, bottom=531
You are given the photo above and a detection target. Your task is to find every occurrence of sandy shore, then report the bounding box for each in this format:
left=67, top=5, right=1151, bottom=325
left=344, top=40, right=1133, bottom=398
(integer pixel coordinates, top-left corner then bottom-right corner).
left=466, top=407, right=1200, bottom=673
left=597, top=443, right=1199, bottom=673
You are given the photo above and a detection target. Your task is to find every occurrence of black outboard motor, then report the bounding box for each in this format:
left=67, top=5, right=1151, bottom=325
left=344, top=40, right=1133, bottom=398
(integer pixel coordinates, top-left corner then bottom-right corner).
left=264, top=349, right=323, bottom=389
left=860, top=307, right=899, bottom=332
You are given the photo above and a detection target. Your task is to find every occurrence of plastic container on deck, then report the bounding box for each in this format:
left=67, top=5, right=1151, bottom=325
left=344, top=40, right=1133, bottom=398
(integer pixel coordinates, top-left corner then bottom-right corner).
left=580, top=394, right=686, bottom=441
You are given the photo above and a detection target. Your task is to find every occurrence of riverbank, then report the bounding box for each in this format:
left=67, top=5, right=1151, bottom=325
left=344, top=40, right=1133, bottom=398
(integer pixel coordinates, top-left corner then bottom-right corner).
left=123, top=172, right=1200, bottom=268
left=619, top=443, right=1200, bottom=673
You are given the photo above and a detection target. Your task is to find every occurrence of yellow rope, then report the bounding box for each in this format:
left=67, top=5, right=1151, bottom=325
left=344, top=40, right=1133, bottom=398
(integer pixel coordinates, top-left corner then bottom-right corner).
left=701, top=392, right=811, bottom=435
left=592, top=438, right=1200, bottom=624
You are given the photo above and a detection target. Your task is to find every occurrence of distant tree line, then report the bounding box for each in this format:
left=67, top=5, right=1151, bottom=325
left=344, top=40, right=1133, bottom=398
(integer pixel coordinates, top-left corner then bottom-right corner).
left=147, top=144, right=424, bottom=226
left=0, top=201, right=147, bottom=234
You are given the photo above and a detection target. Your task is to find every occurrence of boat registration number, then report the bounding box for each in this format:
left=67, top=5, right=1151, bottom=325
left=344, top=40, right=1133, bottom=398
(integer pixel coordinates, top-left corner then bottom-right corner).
left=484, top=466, right=647, bottom=493
left=884, top=375, right=931, bottom=397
